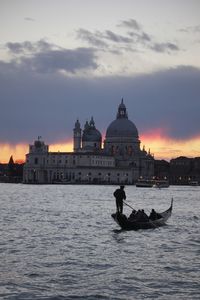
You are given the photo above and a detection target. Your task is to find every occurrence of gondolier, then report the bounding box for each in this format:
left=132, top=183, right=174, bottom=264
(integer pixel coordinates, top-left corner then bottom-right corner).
left=113, top=185, right=126, bottom=214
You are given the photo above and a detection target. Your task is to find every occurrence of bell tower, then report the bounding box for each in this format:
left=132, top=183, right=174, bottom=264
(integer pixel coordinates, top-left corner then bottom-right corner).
left=73, top=119, right=82, bottom=151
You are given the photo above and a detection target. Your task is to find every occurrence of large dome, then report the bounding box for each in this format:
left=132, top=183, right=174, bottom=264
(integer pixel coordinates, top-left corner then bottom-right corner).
left=106, top=99, right=138, bottom=139
left=106, top=118, right=138, bottom=138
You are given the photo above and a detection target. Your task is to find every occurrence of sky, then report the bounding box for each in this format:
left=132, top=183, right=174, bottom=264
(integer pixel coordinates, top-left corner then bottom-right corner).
left=0, top=0, right=200, bottom=162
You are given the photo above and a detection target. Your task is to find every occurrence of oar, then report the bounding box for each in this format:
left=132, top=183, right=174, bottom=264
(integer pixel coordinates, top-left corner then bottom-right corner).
left=123, top=200, right=134, bottom=210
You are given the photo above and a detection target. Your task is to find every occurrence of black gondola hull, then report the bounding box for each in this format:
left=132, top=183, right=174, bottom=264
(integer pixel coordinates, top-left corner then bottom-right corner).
left=111, top=199, right=173, bottom=230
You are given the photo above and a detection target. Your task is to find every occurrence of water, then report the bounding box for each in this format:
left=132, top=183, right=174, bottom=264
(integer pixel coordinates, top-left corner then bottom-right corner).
left=0, top=183, right=199, bottom=300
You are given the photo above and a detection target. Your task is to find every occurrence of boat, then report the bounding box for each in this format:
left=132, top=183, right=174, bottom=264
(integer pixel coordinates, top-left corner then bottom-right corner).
left=111, top=198, right=173, bottom=230
left=135, top=179, right=154, bottom=188
left=189, top=181, right=199, bottom=186
left=153, top=180, right=169, bottom=188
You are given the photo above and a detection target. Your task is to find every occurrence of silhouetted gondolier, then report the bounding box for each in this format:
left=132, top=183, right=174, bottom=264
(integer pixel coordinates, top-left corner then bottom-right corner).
left=113, top=185, right=126, bottom=214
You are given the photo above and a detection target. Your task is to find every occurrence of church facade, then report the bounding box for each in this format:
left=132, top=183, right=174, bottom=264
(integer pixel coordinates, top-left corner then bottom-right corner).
left=23, top=100, right=154, bottom=184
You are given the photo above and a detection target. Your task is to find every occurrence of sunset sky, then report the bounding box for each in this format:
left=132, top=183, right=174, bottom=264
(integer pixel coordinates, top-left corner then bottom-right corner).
left=0, top=0, right=200, bottom=163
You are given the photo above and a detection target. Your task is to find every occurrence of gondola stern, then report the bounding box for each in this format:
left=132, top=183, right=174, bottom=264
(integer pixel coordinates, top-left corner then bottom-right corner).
left=169, top=197, right=173, bottom=213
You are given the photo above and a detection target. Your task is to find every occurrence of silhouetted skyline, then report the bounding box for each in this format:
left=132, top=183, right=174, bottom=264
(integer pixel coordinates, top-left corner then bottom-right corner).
left=0, top=0, right=200, bottom=162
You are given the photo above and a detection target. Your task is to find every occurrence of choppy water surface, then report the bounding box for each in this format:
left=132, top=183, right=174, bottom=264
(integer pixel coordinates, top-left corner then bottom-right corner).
left=0, top=183, right=199, bottom=300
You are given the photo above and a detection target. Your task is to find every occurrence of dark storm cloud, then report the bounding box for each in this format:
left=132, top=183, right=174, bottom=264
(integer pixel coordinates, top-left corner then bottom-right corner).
left=19, top=48, right=98, bottom=73
left=5, top=42, right=98, bottom=74
left=0, top=61, right=200, bottom=145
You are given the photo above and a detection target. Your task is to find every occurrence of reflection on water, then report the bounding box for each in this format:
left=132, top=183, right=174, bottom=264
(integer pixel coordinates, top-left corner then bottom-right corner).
left=0, top=183, right=199, bottom=299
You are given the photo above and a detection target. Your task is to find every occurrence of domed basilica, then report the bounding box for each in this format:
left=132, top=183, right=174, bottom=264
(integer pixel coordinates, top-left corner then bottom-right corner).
left=23, top=99, right=154, bottom=184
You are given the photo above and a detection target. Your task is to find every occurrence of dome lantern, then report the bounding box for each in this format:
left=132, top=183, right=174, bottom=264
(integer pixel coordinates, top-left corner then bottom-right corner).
left=117, top=98, right=128, bottom=119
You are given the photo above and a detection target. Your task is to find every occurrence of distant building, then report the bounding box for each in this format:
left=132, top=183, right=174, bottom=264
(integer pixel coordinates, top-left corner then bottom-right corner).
left=0, top=156, right=23, bottom=183
left=169, top=156, right=200, bottom=185
left=23, top=100, right=154, bottom=184
left=154, top=159, right=170, bottom=180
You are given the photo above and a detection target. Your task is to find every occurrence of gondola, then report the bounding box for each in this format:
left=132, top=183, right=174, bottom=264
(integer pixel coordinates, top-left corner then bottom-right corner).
left=111, top=198, right=173, bottom=230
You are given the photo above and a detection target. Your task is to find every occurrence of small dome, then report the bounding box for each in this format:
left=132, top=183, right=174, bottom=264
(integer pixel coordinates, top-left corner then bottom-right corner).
left=82, top=117, right=102, bottom=142
left=82, top=127, right=102, bottom=142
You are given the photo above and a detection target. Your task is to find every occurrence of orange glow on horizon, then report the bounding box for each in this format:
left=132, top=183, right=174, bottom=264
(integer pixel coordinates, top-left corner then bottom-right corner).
left=0, top=143, right=28, bottom=163
left=0, top=141, right=73, bottom=163
left=49, top=142, right=73, bottom=153
left=140, top=132, right=200, bottom=160
left=1, top=135, right=200, bottom=163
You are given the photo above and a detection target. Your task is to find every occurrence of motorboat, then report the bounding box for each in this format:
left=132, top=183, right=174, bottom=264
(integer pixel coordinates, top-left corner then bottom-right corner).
left=135, top=179, right=154, bottom=188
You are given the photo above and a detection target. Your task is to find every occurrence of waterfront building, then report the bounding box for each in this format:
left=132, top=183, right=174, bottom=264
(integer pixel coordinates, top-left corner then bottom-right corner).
left=0, top=156, right=23, bottom=183
left=23, top=100, right=154, bottom=184
left=170, top=156, right=200, bottom=185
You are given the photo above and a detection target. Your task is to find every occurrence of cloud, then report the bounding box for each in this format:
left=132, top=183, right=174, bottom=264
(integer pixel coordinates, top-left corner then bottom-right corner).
left=118, top=18, right=152, bottom=44
left=150, top=42, right=179, bottom=53
left=118, top=19, right=141, bottom=31
left=77, top=28, right=133, bottom=47
left=77, top=29, right=108, bottom=48
left=118, top=18, right=180, bottom=53
left=0, top=60, right=200, bottom=145
left=179, top=24, right=200, bottom=33
left=4, top=42, right=98, bottom=74
left=128, top=31, right=151, bottom=43
left=19, top=48, right=98, bottom=73
left=104, top=30, right=132, bottom=44
left=76, top=20, right=180, bottom=54
left=24, top=17, right=35, bottom=22
left=6, top=41, right=35, bottom=53
left=6, top=40, right=57, bottom=54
